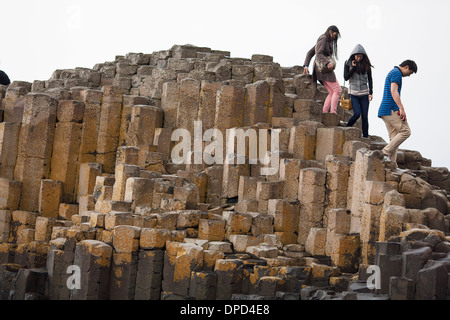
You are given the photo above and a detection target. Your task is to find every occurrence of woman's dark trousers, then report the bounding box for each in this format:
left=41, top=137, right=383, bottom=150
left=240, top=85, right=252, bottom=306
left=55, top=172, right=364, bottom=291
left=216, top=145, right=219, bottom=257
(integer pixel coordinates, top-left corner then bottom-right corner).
left=346, top=94, right=369, bottom=138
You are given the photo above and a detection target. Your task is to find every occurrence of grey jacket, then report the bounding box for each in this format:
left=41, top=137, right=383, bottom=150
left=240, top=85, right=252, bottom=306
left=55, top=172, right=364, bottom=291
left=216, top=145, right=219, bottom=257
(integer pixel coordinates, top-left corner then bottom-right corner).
left=304, top=33, right=337, bottom=83
left=343, top=44, right=373, bottom=95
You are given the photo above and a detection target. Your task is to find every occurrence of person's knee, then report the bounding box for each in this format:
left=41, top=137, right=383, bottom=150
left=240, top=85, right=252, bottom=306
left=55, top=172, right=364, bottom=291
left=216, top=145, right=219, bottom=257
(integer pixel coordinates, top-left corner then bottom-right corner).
left=402, top=125, right=411, bottom=139
left=405, top=128, right=411, bottom=139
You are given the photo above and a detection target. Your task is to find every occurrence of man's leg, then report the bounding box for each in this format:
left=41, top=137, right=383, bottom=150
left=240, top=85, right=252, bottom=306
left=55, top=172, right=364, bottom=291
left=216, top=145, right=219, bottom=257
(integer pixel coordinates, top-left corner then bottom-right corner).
left=382, top=119, right=399, bottom=162
left=381, top=110, right=411, bottom=163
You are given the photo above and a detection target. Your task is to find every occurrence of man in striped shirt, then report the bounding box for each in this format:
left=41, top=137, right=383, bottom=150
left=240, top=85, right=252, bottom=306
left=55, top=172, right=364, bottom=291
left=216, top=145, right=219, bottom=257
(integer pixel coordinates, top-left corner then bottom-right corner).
left=378, top=60, right=417, bottom=172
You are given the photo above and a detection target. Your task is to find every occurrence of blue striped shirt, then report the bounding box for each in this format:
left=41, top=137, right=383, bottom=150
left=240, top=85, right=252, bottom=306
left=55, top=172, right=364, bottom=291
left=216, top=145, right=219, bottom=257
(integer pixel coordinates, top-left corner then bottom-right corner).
left=378, top=67, right=402, bottom=117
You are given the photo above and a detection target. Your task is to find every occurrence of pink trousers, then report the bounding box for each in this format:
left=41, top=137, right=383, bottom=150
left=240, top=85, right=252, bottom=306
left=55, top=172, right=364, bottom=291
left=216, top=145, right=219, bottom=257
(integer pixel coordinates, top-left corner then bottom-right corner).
left=322, top=80, right=342, bottom=113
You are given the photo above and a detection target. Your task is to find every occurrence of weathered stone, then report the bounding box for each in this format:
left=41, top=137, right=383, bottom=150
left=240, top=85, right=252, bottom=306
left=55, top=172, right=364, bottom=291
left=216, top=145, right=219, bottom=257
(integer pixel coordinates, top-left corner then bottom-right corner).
left=77, top=163, right=102, bottom=202
left=214, top=259, right=244, bottom=299
left=124, top=177, right=154, bottom=210
left=38, top=180, right=63, bottom=219
left=162, top=241, right=204, bottom=296
left=14, top=94, right=58, bottom=212
left=244, top=80, right=269, bottom=126
left=76, top=89, right=102, bottom=166
left=293, top=99, right=322, bottom=122
left=379, top=206, right=410, bottom=242
left=402, top=247, right=433, bottom=281
left=305, top=228, right=327, bottom=256
left=0, top=123, right=20, bottom=180
left=161, top=82, right=180, bottom=129
left=134, top=250, right=164, bottom=300
left=224, top=211, right=252, bottom=235
left=140, top=228, right=179, bottom=250
left=267, top=199, right=299, bottom=233
left=389, top=277, right=416, bottom=300
left=349, top=149, right=385, bottom=234
left=288, top=124, right=317, bottom=160
left=12, top=268, right=48, bottom=300
left=329, top=234, right=360, bottom=273
left=214, top=85, right=246, bottom=135
left=197, top=81, right=222, bottom=133
left=49, top=122, right=82, bottom=203
left=70, top=240, right=112, bottom=300
left=315, top=127, right=346, bottom=161
left=198, top=219, right=225, bottom=241
left=57, top=100, right=85, bottom=123
left=127, top=105, right=163, bottom=147
left=415, top=260, right=450, bottom=300
left=113, top=225, right=141, bottom=253
left=0, top=178, right=21, bottom=212
left=112, top=164, right=140, bottom=202
left=189, top=271, right=217, bottom=300
left=96, top=86, right=124, bottom=173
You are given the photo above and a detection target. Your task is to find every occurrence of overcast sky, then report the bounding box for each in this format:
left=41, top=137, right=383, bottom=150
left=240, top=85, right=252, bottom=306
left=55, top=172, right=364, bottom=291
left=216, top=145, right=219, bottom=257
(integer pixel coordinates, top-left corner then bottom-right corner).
left=2, top=0, right=449, bottom=169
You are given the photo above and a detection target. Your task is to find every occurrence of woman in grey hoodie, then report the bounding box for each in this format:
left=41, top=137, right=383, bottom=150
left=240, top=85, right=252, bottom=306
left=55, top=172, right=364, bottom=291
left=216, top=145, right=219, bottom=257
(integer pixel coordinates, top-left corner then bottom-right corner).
left=343, top=44, right=373, bottom=138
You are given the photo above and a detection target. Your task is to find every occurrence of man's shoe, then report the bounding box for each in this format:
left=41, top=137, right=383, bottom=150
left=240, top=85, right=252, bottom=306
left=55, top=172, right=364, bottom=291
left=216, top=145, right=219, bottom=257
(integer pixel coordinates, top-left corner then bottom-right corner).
left=383, top=155, right=391, bottom=162
left=393, top=168, right=415, bottom=176
left=393, top=168, right=407, bottom=175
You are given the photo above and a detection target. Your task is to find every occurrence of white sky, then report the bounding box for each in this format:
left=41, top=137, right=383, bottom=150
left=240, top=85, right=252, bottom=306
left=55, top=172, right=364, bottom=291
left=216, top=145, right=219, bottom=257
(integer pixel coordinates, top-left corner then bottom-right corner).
left=1, top=0, right=449, bottom=169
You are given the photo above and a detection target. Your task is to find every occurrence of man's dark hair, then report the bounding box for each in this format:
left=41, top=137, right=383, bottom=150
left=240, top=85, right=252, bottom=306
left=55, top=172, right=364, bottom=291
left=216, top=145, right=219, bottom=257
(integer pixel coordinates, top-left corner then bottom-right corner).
left=400, top=60, right=418, bottom=73
left=0, top=70, right=10, bottom=85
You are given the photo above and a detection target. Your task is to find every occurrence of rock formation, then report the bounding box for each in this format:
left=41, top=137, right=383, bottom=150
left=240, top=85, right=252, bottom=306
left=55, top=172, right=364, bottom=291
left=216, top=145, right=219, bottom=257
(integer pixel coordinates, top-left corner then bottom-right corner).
left=0, top=44, right=449, bottom=300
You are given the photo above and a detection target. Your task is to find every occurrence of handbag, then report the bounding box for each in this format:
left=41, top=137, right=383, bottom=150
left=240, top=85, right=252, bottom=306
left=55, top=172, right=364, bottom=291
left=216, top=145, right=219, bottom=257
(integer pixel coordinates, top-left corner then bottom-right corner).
left=340, top=81, right=352, bottom=110
left=315, top=56, right=336, bottom=73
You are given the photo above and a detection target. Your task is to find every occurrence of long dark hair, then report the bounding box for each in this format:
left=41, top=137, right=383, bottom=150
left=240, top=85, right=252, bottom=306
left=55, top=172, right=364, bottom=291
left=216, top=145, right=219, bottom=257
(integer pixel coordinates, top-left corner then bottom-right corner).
left=351, top=54, right=373, bottom=74
left=325, top=25, right=340, bottom=59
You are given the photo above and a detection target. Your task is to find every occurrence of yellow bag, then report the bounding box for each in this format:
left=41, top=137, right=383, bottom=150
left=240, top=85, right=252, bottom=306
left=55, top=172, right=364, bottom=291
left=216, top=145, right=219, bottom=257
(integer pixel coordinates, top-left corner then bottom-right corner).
left=340, top=82, right=352, bottom=110
left=340, top=94, right=352, bottom=110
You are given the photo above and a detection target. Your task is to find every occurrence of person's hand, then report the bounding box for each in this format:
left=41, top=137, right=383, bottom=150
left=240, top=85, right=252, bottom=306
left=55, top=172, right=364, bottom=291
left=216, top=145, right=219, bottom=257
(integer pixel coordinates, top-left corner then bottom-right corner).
left=302, top=66, right=309, bottom=74
left=327, top=63, right=335, bottom=71
left=368, top=94, right=373, bottom=101
left=398, top=109, right=407, bottom=122
left=352, top=60, right=357, bottom=67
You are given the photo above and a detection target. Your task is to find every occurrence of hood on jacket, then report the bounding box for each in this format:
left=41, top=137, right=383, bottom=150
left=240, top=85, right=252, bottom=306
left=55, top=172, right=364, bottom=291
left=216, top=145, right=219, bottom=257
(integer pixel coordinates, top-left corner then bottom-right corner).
left=347, top=44, right=368, bottom=66
left=349, top=44, right=368, bottom=58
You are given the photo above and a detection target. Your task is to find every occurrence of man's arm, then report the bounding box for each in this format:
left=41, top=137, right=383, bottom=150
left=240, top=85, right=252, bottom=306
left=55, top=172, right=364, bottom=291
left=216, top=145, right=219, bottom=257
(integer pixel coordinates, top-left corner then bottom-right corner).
left=391, top=82, right=406, bottom=121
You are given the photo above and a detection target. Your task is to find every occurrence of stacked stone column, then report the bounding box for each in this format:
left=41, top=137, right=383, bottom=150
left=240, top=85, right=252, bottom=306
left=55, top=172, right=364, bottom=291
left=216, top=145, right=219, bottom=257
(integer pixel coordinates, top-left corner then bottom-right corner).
left=14, top=94, right=57, bottom=212
left=298, top=168, right=327, bottom=246
left=70, top=240, right=112, bottom=300
left=50, top=100, right=84, bottom=204
left=96, top=86, right=124, bottom=174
